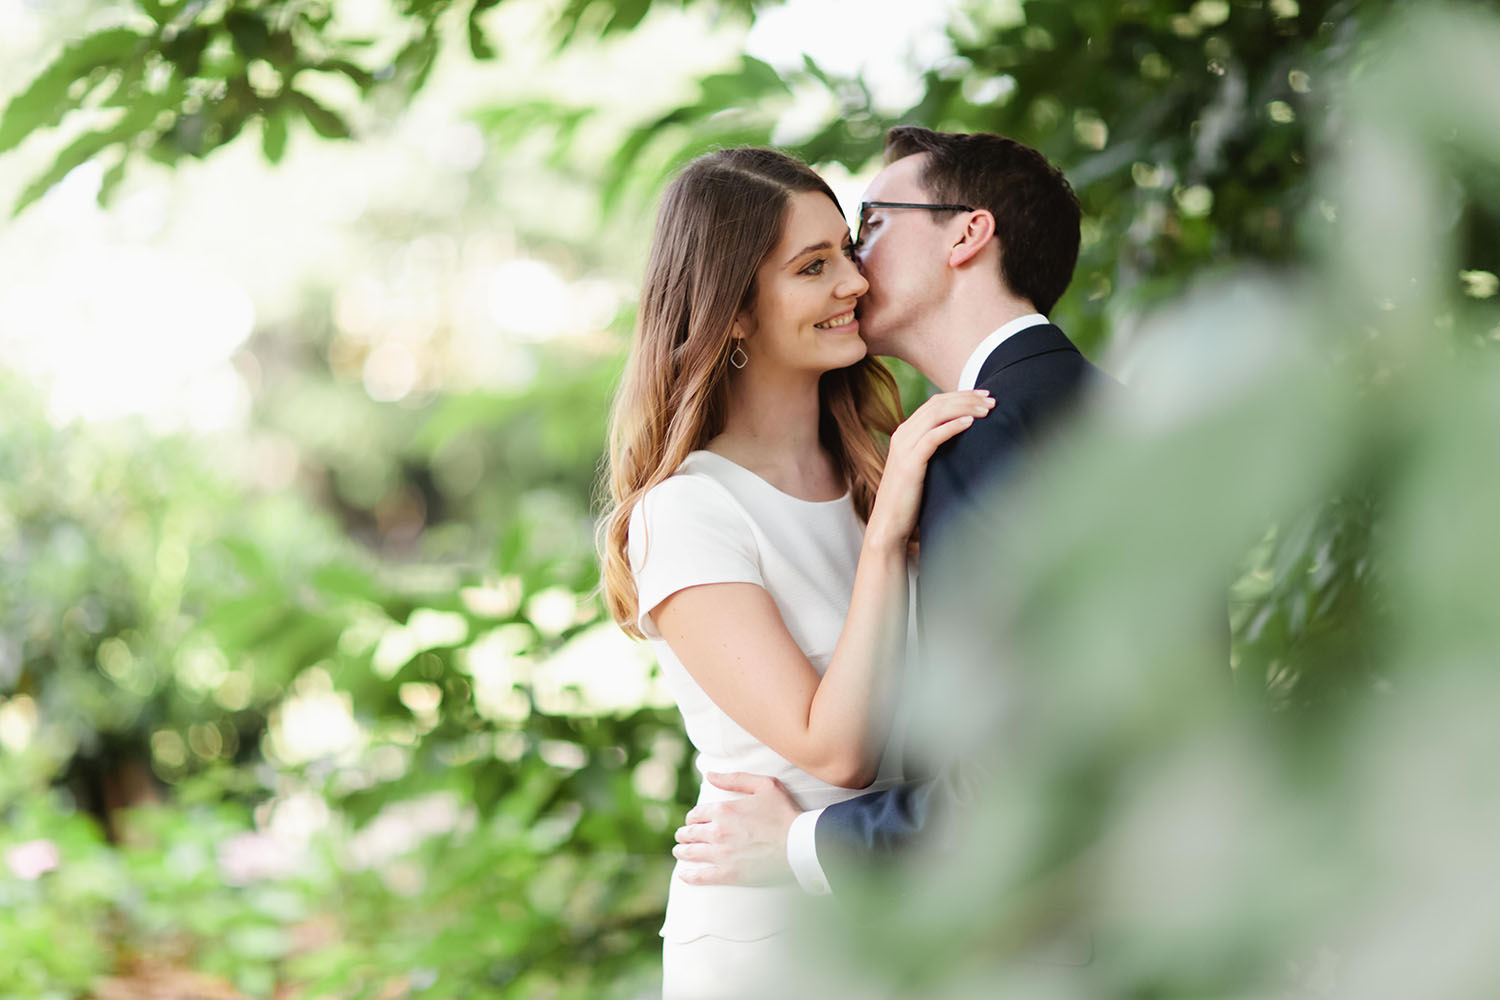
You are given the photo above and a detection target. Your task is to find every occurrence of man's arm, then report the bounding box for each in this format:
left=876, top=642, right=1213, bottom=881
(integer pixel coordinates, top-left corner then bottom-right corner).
left=813, top=779, right=941, bottom=868
left=673, top=772, right=947, bottom=894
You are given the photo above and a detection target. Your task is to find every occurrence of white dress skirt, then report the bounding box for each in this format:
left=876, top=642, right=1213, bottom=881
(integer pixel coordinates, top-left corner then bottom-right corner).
left=629, top=451, right=908, bottom=999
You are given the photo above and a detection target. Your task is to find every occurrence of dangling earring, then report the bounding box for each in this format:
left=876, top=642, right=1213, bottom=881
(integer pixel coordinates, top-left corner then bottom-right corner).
left=729, top=342, right=748, bottom=369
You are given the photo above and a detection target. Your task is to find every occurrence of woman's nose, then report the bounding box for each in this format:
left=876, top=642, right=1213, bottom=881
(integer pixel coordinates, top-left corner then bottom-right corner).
left=840, top=256, right=869, bottom=298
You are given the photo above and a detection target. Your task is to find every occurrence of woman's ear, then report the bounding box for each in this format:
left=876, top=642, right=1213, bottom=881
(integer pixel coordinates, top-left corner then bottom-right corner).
left=731, top=310, right=756, bottom=341
left=948, top=209, right=996, bottom=268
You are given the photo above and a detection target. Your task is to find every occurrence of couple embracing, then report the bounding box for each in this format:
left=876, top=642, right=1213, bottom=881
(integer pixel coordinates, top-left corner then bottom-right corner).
left=600, top=127, right=1110, bottom=997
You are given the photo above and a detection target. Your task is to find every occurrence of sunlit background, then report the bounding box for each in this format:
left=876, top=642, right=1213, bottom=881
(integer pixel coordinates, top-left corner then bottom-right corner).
left=2, top=0, right=1498, bottom=996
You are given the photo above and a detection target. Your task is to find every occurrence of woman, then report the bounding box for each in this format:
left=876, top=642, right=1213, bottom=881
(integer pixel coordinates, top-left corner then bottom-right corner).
left=600, top=148, right=992, bottom=997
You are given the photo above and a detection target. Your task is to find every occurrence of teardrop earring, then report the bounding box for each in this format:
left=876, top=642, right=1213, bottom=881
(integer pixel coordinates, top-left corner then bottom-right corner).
left=729, top=343, right=748, bottom=369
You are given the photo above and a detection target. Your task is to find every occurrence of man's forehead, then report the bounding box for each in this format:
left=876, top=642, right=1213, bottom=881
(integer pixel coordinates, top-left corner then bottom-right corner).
left=863, top=153, right=930, bottom=203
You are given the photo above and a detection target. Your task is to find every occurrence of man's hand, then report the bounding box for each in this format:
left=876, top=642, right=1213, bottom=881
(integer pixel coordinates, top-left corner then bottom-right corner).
left=672, top=772, right=801, bottom=886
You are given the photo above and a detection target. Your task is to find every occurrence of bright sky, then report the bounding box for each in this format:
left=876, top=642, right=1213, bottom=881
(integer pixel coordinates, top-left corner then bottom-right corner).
left=748, top=0, right=955, bottom=111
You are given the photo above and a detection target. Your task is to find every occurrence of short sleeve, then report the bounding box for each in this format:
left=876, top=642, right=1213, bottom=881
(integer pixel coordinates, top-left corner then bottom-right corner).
left=628, top=474, right=764, bottom=638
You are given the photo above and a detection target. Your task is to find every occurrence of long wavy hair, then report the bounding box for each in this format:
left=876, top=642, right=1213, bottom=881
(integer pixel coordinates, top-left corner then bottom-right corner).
left=600, top=148, right=902, bottom=638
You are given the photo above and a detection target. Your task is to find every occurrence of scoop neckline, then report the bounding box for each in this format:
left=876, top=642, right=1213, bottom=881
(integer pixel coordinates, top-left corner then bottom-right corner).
left=688, top=450, right=852, bottom=507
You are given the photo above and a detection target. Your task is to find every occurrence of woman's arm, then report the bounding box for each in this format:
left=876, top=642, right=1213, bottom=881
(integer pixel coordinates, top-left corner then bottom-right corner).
left=650, top=390, right=993, bottom=788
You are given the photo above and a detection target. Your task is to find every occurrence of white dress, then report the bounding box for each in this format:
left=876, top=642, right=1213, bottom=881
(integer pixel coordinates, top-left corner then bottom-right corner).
left=628, top=450, right=905, bottom=998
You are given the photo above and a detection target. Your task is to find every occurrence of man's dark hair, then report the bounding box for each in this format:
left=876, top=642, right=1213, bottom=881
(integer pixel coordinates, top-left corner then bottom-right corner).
left=884, top=126, right=1081, bottom=315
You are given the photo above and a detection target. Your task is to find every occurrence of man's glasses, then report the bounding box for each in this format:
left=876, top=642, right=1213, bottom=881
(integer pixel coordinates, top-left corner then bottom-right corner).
left=856, top=200, right=975, bottom=247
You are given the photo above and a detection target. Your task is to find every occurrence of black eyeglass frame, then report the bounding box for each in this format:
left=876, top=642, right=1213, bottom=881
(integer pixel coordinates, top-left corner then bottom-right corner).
left=856, top=200, right=975, bottom=246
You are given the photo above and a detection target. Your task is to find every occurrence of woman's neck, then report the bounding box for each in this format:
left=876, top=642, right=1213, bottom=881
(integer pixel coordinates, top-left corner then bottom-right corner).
left=708, top=367, right=842, bottom=499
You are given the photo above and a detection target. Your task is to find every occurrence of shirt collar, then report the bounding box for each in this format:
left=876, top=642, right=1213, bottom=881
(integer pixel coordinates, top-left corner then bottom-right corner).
left=956, top=313, right=1050, bottom=391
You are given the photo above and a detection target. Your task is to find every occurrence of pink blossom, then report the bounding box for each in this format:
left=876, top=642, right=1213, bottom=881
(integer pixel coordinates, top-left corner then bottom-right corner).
left=217, top=831, right=300, bottom=885
left=5, top=839, right=60, bottom=880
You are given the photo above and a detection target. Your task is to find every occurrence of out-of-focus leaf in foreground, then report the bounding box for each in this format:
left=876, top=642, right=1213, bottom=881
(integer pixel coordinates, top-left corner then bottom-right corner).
left=787, top=7, right=1500, bottom=997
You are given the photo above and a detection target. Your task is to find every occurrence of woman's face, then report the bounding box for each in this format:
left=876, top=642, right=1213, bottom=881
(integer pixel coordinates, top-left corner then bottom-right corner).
left=738, top=191, right=869, bottom=377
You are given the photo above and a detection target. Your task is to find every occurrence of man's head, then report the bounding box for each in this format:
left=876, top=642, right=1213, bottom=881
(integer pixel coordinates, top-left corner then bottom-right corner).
left=856, top=127, right=1081, bottom=359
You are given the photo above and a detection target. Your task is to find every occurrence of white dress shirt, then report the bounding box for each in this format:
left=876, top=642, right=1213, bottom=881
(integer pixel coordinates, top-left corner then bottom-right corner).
left=784, top=313, right=1050, bottom=896
left=956, top=313, right=1050, bottom=391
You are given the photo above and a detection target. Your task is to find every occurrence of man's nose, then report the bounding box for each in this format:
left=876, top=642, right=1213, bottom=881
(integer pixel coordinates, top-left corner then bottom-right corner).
left=851, top=244, right=869, bottom=275
left=843, top=259, right=869, bottom=297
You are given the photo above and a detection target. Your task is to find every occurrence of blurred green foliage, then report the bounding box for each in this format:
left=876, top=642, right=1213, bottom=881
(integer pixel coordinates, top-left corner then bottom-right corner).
left=3, top=0, right=1499, bottom=996
left=805, top=8, right=1500, bottom=996
left=0, top=0, right=769, bottom=215
left=0, top=367, right=692, bottom=996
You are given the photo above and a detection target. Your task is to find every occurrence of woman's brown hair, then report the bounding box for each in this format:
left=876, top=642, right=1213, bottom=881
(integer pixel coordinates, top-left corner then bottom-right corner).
left=600, top=148, right=902, bottom=638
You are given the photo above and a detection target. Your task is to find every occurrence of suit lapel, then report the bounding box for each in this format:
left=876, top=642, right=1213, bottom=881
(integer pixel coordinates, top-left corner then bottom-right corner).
left=974, top=324, right=1079, bottom=384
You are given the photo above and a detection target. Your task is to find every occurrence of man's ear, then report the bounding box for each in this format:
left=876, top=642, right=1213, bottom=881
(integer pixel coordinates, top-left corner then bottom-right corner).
left=948, top=209, right=996, bottom=268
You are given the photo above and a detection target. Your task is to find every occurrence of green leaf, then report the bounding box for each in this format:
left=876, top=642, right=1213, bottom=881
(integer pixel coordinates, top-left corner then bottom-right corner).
left=199, top=592, right=287, bottom=650
left=224, top=11, right=272, bottom=59
left=11, top=92, right=172, bottom=216
left=97, top=54, right=148, bottom=110
left=137, top=0, right=175, bottom=25
left=162, top=24, right=211, bottom=79
left=601, top=0, right=652, bottom=37
left=601, top=109, right=682, bottom=212
left=395, top=29, right=441, bottom=95
left=287, top=90, right=351, bottom=138
left=552, top=0, right=592, bottom=49
left=414, top=391, right=515, bottom=452
left=261, top=110, right=288, bottom=162
left=96, top=153, right=129, bottom=206
left=0, top=27, right=144, bottom=156
left=801, top=52, right=833, bottom=89
left=468, top=0, right=504, bottom=60
left=310, top=563, right=383, bottom=604
left=298, top=4, right=334, bottom=31
left=311, top=59, right=377, bottom=90
left=1271, top=509, right=1320, bottom=586
left=220, top=537, right=275, bottom=584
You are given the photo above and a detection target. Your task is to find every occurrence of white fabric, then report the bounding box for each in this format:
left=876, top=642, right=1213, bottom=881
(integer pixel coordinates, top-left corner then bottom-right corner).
left=786, top=806, right=830, bottom=895
left=955, top=313, right=1049, bottom=391
left=629, top=450, right=904, bottom=946
left=661, top=933, right=794, bottom=999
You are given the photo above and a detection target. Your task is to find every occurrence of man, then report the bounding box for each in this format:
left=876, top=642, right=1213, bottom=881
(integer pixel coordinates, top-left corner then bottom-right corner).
left=670, top=127, right=1113, bottom=896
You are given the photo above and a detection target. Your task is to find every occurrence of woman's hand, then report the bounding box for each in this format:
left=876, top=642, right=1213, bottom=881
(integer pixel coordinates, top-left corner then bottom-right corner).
left=865, top=389, right=994, bottom=551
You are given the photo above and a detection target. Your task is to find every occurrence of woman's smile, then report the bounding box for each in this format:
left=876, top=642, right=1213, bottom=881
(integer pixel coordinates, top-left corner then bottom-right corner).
left=813, top=310, right=857, bottom=331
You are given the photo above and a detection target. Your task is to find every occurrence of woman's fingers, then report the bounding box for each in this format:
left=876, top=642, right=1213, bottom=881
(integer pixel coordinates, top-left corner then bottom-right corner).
left=914, top=412, right=981, bottom=459
left=892, top=391, right=992, bottom=459
left=868, top=389, right=993, bottom=543
left=901, top=391, right=992, bottom=438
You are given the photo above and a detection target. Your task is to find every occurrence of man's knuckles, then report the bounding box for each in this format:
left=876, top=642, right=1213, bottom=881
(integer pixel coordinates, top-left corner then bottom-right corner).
left=679, top=865, right=730, bottom=886
left=673, top=823, right=723, bottom=845
left=673, top=843, right=714, bottom=862
left=739, top=774, right=779, bottom=795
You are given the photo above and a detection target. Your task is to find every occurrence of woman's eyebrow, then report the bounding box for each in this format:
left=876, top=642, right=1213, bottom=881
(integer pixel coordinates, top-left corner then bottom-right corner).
left=783, top=233, right=853, bottom=266
left=784, top=240, right=833, bottom=266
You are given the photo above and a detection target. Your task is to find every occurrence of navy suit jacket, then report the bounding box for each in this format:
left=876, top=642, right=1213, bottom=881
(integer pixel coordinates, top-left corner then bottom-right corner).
left=814, top=323, right=1112, bottom=886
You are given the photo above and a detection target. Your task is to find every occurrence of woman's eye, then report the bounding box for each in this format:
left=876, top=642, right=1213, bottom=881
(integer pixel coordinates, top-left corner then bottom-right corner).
left=842, top=243, right=857, bottom=261
left=801, top=258, right=826, bottom=276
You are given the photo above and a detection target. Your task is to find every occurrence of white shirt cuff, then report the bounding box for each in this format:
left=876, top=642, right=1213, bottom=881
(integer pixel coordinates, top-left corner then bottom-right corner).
left=786, top=807, right=831, bottom=895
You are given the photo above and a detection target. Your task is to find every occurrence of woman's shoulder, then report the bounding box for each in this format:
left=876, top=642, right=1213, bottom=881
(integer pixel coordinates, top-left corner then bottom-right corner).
left=630, top=453, right=757, bottom=543
left=627, top=454, right=762, bottom=580
left=638, top=452, right=741, bottom=511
